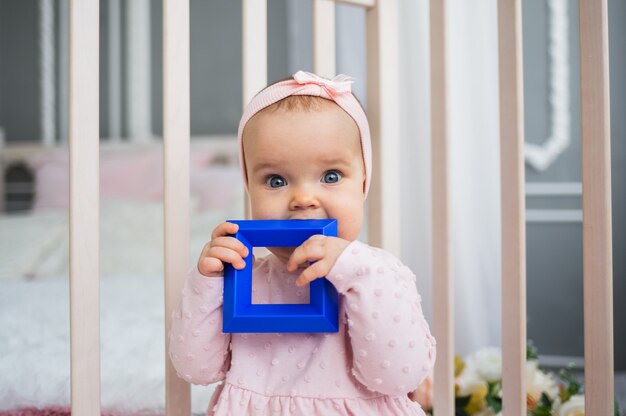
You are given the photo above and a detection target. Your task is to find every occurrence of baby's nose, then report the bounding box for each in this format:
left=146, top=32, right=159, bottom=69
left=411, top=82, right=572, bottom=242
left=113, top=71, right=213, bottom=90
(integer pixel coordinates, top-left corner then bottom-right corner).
left=289, top=188, right=320, bottom=210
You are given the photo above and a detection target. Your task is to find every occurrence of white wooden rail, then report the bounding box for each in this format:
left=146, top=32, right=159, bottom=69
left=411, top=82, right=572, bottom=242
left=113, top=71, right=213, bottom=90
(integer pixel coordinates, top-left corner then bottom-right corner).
left=242, top=0, right=267, bottom=219
left=63, top=0, right=614, bottom=415
left=163, top=0, right=191, bottom=414
left=497, top=1, right=527, bottom=414
left=429, top=1, right=454, bottom=414
left=69, top=0, right=100, bottom=414
left=313, top=0, right=336, bottom=78
left=579, top=0, right=614, bottom=414
left=365, top=0, right=401, bottom=256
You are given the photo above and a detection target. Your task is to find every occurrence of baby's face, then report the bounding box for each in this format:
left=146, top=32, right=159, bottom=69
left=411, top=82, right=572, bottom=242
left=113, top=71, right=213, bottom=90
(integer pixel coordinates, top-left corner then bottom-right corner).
left=242, top=101, right=365, bottom=261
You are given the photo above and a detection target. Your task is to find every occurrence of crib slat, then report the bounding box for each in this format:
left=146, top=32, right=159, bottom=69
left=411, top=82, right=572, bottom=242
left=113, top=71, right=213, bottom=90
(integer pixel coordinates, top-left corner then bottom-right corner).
left=314, top=0, right=336, bottom=77
left=429, top=0, right=454, bottom=413
left=126, top=0, right=153, bottom=142
left=68, top=0, right=101, bottom=413
left=579, top=1, right=614, bottom=414
left=242, top=0, right=267, bottom=218
left=40, top=0, right=55, bottom=146
left=365, top=0, right=400, bottom=256
left=497, top=1, right=527, bottom=415
left=242, top=0, right=268, bottom=106
left=107, top=0, right=122, bottom=141
left=163, top=0, right=191, bottom=414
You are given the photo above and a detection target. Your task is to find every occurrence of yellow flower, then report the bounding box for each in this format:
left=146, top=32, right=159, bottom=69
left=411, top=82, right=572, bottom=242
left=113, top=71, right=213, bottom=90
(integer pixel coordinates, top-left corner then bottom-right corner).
left=455, top=355, right=465, bottom=378
left=464, top=385, right=488, bottom=414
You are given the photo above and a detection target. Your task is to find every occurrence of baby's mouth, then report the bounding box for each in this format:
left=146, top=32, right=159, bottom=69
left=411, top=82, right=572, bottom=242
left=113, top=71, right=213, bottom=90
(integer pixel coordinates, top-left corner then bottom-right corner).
left=288, top=214, right=327, bottom=220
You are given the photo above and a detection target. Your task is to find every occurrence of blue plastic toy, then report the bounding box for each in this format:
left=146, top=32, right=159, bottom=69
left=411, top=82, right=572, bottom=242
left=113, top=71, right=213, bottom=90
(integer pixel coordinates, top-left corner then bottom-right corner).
left=223, top=219, right=339, bottom=333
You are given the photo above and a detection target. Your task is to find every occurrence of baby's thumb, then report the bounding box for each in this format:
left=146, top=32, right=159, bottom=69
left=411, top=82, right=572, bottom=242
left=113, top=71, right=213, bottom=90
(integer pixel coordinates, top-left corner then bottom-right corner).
left=198, top=257, right=224, bottom=277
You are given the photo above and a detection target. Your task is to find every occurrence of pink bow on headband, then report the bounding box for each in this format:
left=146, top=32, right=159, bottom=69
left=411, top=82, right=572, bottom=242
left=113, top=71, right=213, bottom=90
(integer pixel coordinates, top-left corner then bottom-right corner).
left=292, top=70, right=354, bottom=94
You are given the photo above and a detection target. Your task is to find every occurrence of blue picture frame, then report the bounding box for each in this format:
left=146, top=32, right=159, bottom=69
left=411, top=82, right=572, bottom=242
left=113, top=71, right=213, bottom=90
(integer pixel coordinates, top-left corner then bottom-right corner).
left=223, top=219, right=339, bottom=333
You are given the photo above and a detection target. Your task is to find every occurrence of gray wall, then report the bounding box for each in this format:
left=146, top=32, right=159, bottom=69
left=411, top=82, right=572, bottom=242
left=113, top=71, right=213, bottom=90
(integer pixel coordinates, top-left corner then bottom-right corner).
left=0, top=0, right=293, bottom=140
left=523, top=0, right=625, bottom=370
left=0, top=0, right=41, bottom=140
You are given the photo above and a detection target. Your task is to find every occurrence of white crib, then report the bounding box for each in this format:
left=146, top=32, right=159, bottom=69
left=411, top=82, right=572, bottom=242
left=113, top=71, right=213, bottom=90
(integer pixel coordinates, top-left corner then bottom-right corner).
left=53, top=0, right=616, bottom=415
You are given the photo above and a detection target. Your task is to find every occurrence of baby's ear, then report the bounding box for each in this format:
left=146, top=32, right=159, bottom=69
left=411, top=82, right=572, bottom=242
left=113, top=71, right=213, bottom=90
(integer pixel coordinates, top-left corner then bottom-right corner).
left=362, top=173, right=367, bottom=195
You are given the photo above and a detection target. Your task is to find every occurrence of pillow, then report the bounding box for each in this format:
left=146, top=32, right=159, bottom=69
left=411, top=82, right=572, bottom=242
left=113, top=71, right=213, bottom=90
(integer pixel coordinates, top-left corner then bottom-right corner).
left=27, top=149, right=69, bottom=211
left=27, top=144, right=220, bottom=212
left=190, top=164, right=243, bottom=212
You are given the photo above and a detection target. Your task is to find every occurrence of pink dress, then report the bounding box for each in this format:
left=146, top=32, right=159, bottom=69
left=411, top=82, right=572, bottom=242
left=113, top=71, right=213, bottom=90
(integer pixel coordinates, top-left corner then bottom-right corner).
left=169, top=240, right=436, bottom=415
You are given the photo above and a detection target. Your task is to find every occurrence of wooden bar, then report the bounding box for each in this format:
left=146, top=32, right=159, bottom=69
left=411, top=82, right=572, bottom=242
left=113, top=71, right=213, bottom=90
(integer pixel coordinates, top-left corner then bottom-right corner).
left=365, top=0, right=401, bottom=256
left=242, top=0, right=267, bottom=106
left=68, top=0, right=100, bottom=413
left=313, top=0, right=336, bottom=77
left=578, top=1, right=614, bottom=414
left=429, top=0, right=454, bottom=413
left=497, top=1, right=527, bottom=415
left=242, top=0, right=267, bottom=218
left=163, top=0, right=191, bottom=415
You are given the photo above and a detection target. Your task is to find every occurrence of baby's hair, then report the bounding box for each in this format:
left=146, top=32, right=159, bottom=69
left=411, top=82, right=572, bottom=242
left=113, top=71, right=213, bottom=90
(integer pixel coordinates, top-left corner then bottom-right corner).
left=256, top=75, right=366, bottom=114
left=265, top=95, right=332, bottom=113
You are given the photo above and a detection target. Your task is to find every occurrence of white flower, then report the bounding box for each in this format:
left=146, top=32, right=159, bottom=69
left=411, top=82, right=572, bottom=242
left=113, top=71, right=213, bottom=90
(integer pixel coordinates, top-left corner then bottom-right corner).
left=474, top=409, right=500, bottom=416
left=456, top=352, right=488, bottom=396
left=525, top=359, right=538, bottom=382
left=470, top=347, right=503, bottom=383
left=456, top=366, right=488, bottom=397
left=526, top=362, right=558, bottom=401
left=558, top=394, right=585, bottom=416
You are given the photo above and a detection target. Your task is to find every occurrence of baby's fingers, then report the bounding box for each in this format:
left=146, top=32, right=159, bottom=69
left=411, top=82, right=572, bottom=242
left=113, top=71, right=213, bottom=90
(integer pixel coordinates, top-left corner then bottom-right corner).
left=211, top=222, right=239, bottom=240
left=295, top=260, right=330, bottom=287
left=198, top=257, right=225, bottom=276
left=207, top=246, right=247, bottom=270
left=287, top=236, right=325, bottom=272
left=211, top=236, right=249, bottom=259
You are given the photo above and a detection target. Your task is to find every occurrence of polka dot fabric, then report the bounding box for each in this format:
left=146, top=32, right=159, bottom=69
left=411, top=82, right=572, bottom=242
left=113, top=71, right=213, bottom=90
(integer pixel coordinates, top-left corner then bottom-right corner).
left=169, top=241, right=435, bottom=416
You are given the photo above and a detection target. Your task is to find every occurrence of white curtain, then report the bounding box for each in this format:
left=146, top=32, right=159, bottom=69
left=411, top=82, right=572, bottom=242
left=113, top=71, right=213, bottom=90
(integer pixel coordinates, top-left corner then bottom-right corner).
left=398, top=0, right=502, bottom=356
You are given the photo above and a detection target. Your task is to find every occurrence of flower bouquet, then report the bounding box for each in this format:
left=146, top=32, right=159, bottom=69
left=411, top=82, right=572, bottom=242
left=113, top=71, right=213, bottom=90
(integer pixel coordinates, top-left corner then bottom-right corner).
left=411, top=341, right=620, bottom=416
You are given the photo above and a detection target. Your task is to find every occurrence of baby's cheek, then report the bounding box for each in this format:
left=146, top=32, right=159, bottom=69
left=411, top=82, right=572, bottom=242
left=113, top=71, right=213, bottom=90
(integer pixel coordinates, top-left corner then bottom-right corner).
left=337, top=212, right=363, bottom=241
left=250, top=197, right=281, bottom=219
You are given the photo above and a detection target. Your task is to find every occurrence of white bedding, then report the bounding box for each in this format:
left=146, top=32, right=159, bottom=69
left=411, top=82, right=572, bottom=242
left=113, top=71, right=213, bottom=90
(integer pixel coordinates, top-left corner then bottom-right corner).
left=0, top=197, right=244, bottom=280
left=0, top=276, right=217, bottom=414
left=0, top=195, right=244, bottom=413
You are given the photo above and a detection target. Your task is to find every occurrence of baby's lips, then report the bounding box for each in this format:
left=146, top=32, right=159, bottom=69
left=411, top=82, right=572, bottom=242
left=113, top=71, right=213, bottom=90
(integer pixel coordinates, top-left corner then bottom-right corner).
left=288, top=214, right=328, bottom=220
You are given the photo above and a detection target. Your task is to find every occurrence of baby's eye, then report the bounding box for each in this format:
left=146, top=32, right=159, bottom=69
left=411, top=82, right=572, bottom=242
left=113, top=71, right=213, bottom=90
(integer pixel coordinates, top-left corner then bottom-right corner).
left=266, top=175, right=287, bottom=188
left=322, top=170, right=342, bottom=184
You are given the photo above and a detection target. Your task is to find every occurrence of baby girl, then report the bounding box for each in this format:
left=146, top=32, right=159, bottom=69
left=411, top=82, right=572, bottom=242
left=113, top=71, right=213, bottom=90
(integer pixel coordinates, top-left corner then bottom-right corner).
left=169, top=71, right=436, bottom=415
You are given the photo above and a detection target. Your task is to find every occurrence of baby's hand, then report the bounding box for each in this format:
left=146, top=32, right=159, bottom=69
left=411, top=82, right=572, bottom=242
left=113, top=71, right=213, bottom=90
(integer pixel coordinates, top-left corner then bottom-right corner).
left=286, top=235, right=350, bottom=287
left=197, top=222, right=250, bottom=277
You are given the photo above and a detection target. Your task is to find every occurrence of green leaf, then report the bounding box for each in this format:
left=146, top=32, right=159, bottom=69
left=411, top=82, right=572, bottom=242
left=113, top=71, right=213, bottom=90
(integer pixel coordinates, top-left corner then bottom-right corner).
left=539, top=392, right=553, bottom=408
left=559, top=364, right=582, bottom=396
left=529, top=407, right=552, bottom=416
left=486, top=394, right=502, bottom=413
left=527, top=339, right=539, bottom=360
left=529, top=394, right=554, bottom=416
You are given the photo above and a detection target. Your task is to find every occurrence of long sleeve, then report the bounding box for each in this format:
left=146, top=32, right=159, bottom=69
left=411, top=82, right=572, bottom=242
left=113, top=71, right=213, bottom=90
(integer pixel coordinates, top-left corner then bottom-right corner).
left=326, top=240, right=436, bottom=396
left=168, top=266, right=231, bottom=385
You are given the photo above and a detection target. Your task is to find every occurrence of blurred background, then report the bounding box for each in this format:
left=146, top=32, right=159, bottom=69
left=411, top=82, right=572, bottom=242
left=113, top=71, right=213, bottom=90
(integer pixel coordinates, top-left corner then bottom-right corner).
left=0, top=0, right=624, bottom=413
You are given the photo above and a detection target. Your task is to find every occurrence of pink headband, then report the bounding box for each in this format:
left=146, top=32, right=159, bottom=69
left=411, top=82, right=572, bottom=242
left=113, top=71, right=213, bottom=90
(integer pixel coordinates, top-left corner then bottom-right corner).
left=237, top=70, right=372, bottom=197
